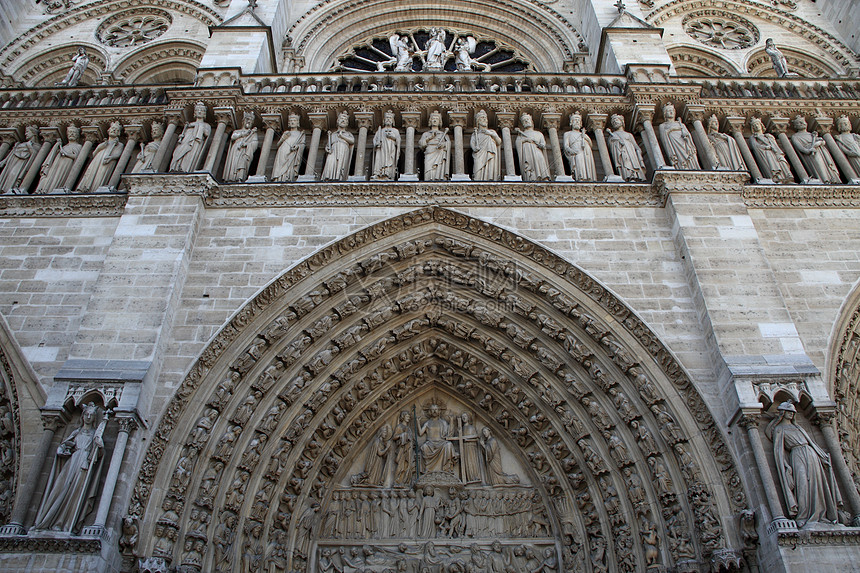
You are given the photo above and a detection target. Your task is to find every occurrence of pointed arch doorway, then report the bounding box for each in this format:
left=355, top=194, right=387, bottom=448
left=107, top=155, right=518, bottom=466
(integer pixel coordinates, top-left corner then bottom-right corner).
left=127, top=207, right=748, bottom=573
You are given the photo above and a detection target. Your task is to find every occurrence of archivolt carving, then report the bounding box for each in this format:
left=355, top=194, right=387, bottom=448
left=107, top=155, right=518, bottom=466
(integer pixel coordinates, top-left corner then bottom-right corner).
left=112, top=41, right=205, bottom=84
left=127, top=207, right=746, bottom=572
left=0, top=344, right=21, bottom=525
left=0, top=0, right=219, bottom=71
left=15, top=44, right=107, bottom=88
left=831, top=291, right=860, bottom=494
left=647, top=0, right=858, bottom=73
left=668, top=46, right=741, bottom=77
left=285, top=0, right=586, bottom=73
left=746, top=47, right=839, bottom=79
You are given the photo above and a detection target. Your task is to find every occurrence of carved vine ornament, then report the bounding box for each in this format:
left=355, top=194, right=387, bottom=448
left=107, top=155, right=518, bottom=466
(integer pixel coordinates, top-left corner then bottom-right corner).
left=125, top=207, right=745, bottom=573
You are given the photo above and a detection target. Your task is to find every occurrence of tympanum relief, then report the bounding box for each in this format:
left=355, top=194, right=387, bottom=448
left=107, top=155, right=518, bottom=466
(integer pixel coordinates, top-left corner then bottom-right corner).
left=318, top=396, right=554, bottom=572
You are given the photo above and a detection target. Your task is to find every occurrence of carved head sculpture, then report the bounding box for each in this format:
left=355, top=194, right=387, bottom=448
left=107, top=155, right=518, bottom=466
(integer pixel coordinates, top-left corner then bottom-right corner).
left=151, top=122, right=164, bottom=140
left=378, top=424, right=392, bottom=440
left=837, top=115, right=853, bottom=134
left=242, top=111, right=255, bottom=128
left=193, top=101, right=207, bottom=120
left=336, top=111, right=349, bottom=129
left=461, top=411, right=472, bottom=424
left=662, top=102, right=677, bottom=121
left=108, top=121, right=122, bottom=138
left=481, top=426, right=491, bottom=439
left=423, top=485, right=434, bottom=497
left=750, top=117, right=765, bottom=134
left=81, top=401, right=100, bottom=425
left=429, top=110, right=442, bottom=128
left=475, top=110, right=489, bottom=128
left=383, top=110, right=395, bottom=127
left=766, top=38, right=775, bottom=49
left=492, top=540, right=502, bottom=552
left=428, top=403, right=440, bottom=418
left=66, top=125, right=81, bottom=141
left=570, top=111, right=582, bottom=130
left=707, top=114, right=720, bottom=133
left=288, top=113, right=300, bottom=129
left=777, top=400, right=797, bottom=420
left=520, top=113, right=534, bottom=129
left=25, top=126, right=39, bottom=141
left=791, top=115, right=808, bottom=131
left=399, top=410, right=410, bottom=424
left=610, top=114, right=625, bottom=131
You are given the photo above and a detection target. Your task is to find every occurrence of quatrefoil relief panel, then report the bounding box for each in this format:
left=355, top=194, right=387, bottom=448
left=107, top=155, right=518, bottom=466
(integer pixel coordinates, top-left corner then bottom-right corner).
left=96, top=9, right=172, bottom=49
left=683, top=12, right=759, bottom=51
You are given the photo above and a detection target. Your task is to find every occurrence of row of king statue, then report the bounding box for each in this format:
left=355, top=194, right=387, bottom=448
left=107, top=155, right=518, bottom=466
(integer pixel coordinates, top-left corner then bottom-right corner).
left=3, top=103, right=860, bottom=192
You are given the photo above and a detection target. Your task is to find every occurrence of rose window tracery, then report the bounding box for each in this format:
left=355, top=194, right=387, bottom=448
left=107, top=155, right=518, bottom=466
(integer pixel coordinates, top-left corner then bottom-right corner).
left=334, top=29, right=530, bottom=73
left=683, top=14, right=759, bottom=50
left=96, top=10, right=172, bottom=49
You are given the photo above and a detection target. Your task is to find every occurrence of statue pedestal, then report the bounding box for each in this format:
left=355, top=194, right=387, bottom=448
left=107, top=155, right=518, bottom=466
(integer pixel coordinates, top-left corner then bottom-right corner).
left=398, top=174, right=419, bottom=182
left=245, top=175, right=267, bottom=183
left=503, top=175, right=522, bottom=182
left=451, top=174, right=471, bottom=182
left=554, top=175, right=574, bottom=182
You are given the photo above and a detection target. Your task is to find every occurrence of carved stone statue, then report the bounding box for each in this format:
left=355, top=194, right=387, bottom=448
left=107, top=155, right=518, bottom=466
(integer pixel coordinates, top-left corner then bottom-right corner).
left=272, top=113, right=305, bottom=182
left=0, top=126, right=41, bottom=193
left=770, top=401, right=841, bottom=527
left=835, top=116, right=860, bottom=176
left=393, top=410, right=415, bottom=486
left=390, top=35, right=413, bottom=72
left=131, top=122, right=163, bottom=173
left=36, top=125, right=81, bottom=192
left=372, top=110, right=400, bottom=180
left=419, top=403, right=456, bottom=474
left=706, top=115, right=745, bottom=171
left=791, top=115, right=841, bottom=183
left=77, top=121, right=123, bottom=192
left=471, top=110, right=501, bottom=181
left=481, top=427, right=519, bottom=485
left=56, top=47, right=89, bottom=87
left=354, top=424, right=392, bottom=486
left=563, top=111, right=596, bottom=181
left=515, top=113, right=551, bottom=181
left=223, top=111, right=258, bottom=182
left=455, top=36, right=488, bottom=72
left=459, top=412, right=482, bottom=484
left=765, top=38, right=791, bottom=78
left=321, top=111, right=354, bottom=181
left=425, top=28, right=447, bottom=72
left=170, top=101, right=211, bottom=173
left=419, top=110, right=450, bottom=181
left=33, top=402, right=106, bottom=532
left=658, top=103, right=700, bottom=170
left=607, top=114, right=646, bottom=181
left=749, top=117, right=793, bottom=183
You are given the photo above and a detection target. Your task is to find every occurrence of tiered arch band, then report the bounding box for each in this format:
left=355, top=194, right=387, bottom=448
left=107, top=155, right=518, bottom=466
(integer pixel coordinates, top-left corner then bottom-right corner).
left=127, top=208, right=746, bottom=572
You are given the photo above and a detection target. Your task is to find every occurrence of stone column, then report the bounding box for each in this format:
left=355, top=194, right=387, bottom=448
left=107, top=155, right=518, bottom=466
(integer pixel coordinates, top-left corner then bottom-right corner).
left=150, top=115, right=180, bottom=173
left=107, top=124, right=142, bottom=190
left=634, top=105, right=666, bottom=170
left=203, top=106, right=234, bottom=176
left=725, top=116, right=763, bottom=182
left=587, top=113, right=622, bottom=182
left=814, top=409, right=860, bottom=525
left=449, top=111, right=470, bottom=181
left=496, top=111, right=520, bottom=182
left=543, top=111, right=571, bottom=182
left=64, top=126, right=99, bottom=191
left=768, top=117, right=808, bottom=183
left=814, top=115, right=860, bottom=183
left=684, top=105, right=719, bottom=171
left=399, top=111, right=420, bottom=181
left=298, top=111, right=327, bottom=182
left=18, top=127, right=59, bottom=194
left=349, top=111, right=373, bottom=181
left=249, top=113, right=281, bottom=182
left=0, top=412, right=65, bottom=534
left=0, top=129, right=17, bottom=163
left=84, top=415, right=138, bottom=536
left=738, top=412, right=785, bottom=524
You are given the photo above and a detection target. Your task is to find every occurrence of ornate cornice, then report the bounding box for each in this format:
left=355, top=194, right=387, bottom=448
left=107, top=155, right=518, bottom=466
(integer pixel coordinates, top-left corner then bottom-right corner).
left=742, top=185, right=860, bottom=208
left=777, top=528, right=860, bottom=547
left=0, top=535, right=101, bottom=553
left=0, top=193, right=126, bottom=218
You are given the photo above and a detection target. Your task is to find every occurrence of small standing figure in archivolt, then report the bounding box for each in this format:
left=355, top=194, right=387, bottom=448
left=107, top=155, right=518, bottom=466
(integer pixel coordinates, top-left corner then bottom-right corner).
left=170, top=101, right=212, bottom=173
left=33, top=402, right=107, bottom=532
left=768, top=401, right=842, bottom=528
left=56, top=47, right=89, bottom=87
left=223, top=111, right=259, bottom=182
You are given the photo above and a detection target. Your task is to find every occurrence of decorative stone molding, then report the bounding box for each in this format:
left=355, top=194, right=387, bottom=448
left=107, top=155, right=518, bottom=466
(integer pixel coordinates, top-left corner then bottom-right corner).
left=0, top=535, right=101, bottom=553
left=0, top=193, right=126, bottom=218
left=669, top=47, right=741, bottom=77
left=96, top=9, right=172, bottom=49
left=742, top=185, right=860, bottom=208
left=113, top=41, right=204, bottom=84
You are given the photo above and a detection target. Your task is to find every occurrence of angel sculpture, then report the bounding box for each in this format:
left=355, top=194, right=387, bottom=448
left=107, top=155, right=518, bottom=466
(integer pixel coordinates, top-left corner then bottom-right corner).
left=390, top=34, right=413, bottom=72
left=455, top=36, right=490, bottom=72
